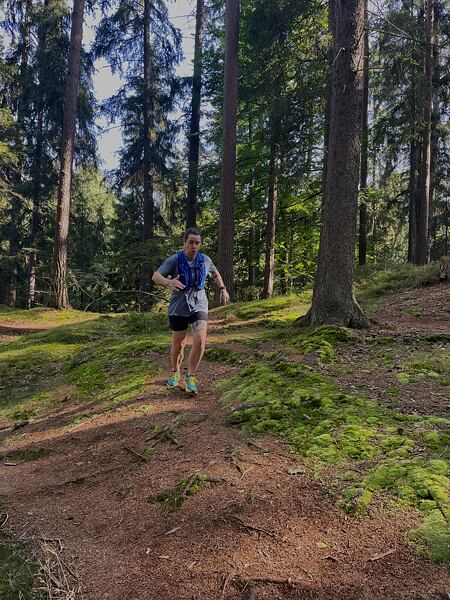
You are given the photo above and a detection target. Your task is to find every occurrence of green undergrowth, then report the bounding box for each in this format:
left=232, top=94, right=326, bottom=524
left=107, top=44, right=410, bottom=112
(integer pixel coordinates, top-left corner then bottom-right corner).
left=214, top=293, right=311, bottom=327
left=219, top=359, right=450, bottom=563
left=3, top=447, right=51, bottom=462
left=0, top=311, right=169, bottom=427
left=396, top=350, right=450, bottom=387
left=148, top=472, right=210, bottom=512
left=288, top=325, right=356, bottom=363
left=0, top=532, right=43, bottom=599
left=204, top=345, right=242, bottom=364
left=0, top=303, right=100, bottom=324
left=355, top=262, right=442, bottom=308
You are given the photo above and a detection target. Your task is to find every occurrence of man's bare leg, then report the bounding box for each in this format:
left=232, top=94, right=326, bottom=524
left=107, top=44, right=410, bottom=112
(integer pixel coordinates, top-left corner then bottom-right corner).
left=170, top=330, right=187, bottom=372
left=187, top=321, right=207, bottom=375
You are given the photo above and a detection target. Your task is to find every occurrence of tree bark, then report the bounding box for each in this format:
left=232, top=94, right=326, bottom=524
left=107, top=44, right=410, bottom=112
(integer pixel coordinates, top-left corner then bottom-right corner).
left=52, top=0, right=85, bottom=308
left=6, top=0, right=32, bottom=307
left=263, top=137, right=278, bottom=298
left=358, top=0, right=369, bottom=266
left=186, top=0, right=205, bottom=228
left=217, top=0, right=240, bottom=299
left=415, top=0, right=434, bottom=265
left=428, top=3, right=439, bottom=254
left=26, top=112, right=44, bottom=308
left=299, top=0, right=369, bottom=329
left=321, top=0, right=335, bottom=199
left=139, top=0, right=155, bottom=311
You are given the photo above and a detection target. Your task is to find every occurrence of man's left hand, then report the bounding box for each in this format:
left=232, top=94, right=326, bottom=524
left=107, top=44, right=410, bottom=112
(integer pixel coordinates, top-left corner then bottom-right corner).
left=220, top=288, right=230, bottom=306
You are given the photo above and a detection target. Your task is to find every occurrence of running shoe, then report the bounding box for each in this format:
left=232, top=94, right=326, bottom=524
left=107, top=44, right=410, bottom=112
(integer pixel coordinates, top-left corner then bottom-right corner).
left=185, top=375, right=199, bottom=395
left=167, top=371, right=180, bottom=388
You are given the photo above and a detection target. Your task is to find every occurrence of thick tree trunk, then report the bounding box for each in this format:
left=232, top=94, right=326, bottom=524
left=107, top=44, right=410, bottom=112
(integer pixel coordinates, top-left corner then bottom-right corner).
left=217, top=0, right=240, bottom=299
left=263, top=138, right=278, bottom=298
left=358, top=0, right=369, bottom=266
left=52, top=0, right=85, bottom=308
left=186, top=0, right=205, bottom=228
left=415, top=0, right=434, bottom=265
left=299, top=0, right=369, bottom=329
left=139, top=0, right=154, bottom=311
left=321, top=0, right=334, bottom=199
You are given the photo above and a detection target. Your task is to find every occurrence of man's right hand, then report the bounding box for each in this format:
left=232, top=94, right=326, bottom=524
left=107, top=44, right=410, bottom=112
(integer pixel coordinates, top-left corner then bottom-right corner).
left=167, top=275, right=185, bottom=291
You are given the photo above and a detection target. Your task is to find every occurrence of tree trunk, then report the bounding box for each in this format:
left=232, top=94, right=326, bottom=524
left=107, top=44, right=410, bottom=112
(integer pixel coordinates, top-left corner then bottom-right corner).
left=358, top=0, right=369, bottom=266
left=217, top=0, right=240, bottom=299
left=26, top=112, right=44, bottom=308
left=263, top=138, right=278, bottom=298
left=52, top=0, right=85, bottom=308
left=299, top=0, right=368, bottom=329
left=139, top=0, right=154, bottom=311
left=415, top=0, right=434, bottom=265
left=6, top=0, right=32, bottom=307
left=186, top=0, right=205, bottom=228
left=428, top=3, right=439, bottom=254
left=247, top=116, right=256, bottom=295
left=321, top=0, right=335, bottom=199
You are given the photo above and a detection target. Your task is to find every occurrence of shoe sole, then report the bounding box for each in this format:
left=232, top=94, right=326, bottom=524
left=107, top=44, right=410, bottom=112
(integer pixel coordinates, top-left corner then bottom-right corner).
left=185, top=386, right=198, bottom=395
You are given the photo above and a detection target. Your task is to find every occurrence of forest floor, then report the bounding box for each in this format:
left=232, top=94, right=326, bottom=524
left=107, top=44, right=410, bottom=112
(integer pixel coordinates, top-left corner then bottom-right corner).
left=0, top=266, right=449, bottom=600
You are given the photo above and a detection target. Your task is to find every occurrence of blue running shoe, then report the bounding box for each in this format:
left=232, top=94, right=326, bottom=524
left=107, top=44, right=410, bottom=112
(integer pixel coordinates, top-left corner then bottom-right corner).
left=185, top=375, right=198, bottom=395
left=167, top=371, right=180, bottom=388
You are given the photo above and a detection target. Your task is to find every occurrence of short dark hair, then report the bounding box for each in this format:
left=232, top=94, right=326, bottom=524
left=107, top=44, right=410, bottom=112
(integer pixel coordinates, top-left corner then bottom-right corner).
left=183, top=227, right=202, bottom=242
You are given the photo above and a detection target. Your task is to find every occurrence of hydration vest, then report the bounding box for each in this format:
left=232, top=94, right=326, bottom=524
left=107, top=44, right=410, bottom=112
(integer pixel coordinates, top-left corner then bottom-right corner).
left=177, top=251, right=207, bottom=289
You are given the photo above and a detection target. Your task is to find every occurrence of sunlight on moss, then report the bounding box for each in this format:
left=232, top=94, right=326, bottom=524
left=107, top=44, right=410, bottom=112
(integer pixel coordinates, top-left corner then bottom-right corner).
left=221, top=360, right=450, bottom=562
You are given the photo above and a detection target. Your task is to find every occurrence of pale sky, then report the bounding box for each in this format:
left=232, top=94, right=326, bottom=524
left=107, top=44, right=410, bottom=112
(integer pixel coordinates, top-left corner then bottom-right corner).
left=89, top=0, right=197, bottom=171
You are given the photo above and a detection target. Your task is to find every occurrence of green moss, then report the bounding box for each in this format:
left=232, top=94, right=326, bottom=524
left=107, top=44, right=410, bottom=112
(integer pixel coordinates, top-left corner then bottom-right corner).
left=221, top=358, right=450, bottom=561
left=289, top=325, right=355, bottom=364
left=148, top=472, right=209, bottom=511
left=0, top=533, right=43, bottom=599
left=403, top=306, right=422, bottom=317
left=356, top=263, right=441, bottom=304
left=204, top=346, right=241, bottom=364
left=408, top=510, right=450, bottom=563
left=399, top=350, right=450, bottom=386
left=4, top=447, right=51, bottom=462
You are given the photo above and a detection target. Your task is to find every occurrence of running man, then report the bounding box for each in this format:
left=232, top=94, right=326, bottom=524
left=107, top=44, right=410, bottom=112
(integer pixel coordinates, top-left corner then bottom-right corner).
left=152, top=228, right=230, bottom=395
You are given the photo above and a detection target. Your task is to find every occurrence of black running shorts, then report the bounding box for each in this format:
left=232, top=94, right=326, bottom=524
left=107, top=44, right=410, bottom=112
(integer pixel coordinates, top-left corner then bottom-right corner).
left=169, top=311, right=208, bottom=331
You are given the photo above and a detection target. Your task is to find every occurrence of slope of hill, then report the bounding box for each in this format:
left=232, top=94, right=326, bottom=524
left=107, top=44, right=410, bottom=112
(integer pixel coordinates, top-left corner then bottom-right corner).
left=0, top=265, right=449, bottom=599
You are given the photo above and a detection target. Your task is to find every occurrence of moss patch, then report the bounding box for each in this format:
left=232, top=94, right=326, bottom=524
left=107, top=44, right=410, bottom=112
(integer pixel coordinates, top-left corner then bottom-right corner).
left=220, top=359, right=450, bottom=562
left=148, top=472, right=209, bottom=512
left=204, top=346, right=241, bottom=364
left=0, top=314, right=166, bottom=426
left=3, top=447, right=51, bottom=462
left=0, top=533, right=43, bottom=599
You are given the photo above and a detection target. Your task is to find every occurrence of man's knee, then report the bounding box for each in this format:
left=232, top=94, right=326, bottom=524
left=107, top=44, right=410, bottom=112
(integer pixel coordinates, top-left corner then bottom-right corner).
left=172, top=337, right=187, bottom=351
left=193, top=332, right=206, bottom=351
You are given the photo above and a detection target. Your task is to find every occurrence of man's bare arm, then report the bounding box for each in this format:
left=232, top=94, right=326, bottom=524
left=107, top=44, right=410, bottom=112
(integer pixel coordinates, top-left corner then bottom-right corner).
left=152, top=271, right=185, bottom=291
left=213, top=271, right=230, bottom=305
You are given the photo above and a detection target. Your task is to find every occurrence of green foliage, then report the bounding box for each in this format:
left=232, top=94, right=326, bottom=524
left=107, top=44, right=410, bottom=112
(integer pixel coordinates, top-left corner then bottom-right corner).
left=356, top=263, right=441, bottom=306
left=204, top=346, right=241, bottom=364
left=0, top=534, right=43, bottom=599
left=4, top=447, right=51, bottom=462
left=398, top=350, right=450, bottom=387
left=221, top=358, right=450, bottom=562
left=293, top=325, right=355, bottom=363
left=0, top=311, right=165, bottom=426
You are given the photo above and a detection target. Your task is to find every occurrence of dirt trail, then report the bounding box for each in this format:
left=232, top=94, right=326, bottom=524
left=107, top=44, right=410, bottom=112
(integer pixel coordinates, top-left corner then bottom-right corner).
left=1, top=291, right=449, bottom=599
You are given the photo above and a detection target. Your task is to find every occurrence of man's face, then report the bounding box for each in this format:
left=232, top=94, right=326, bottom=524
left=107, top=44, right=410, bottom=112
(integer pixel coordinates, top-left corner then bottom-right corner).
left=184, top=234, right=201, bottom=259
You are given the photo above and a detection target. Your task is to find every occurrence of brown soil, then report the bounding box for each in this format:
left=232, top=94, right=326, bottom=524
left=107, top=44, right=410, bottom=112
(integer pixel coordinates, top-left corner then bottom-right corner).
left=1, top=287, right=449, bottom=600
